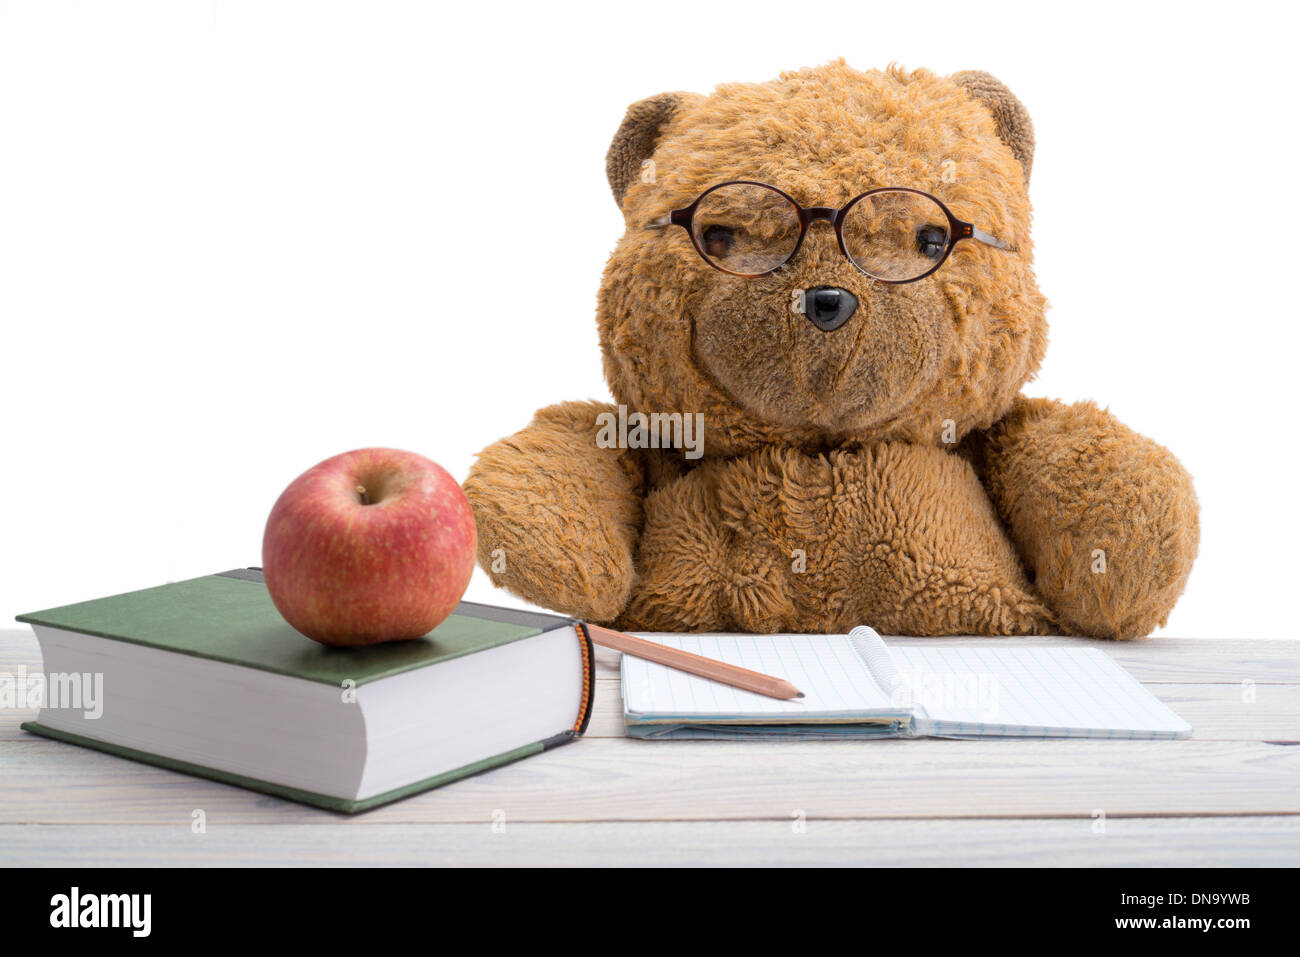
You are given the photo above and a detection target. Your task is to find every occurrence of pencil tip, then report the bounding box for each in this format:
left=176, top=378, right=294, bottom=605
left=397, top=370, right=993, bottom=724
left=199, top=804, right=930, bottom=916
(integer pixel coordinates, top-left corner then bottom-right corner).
left=796, top=692, right=805, bottom=698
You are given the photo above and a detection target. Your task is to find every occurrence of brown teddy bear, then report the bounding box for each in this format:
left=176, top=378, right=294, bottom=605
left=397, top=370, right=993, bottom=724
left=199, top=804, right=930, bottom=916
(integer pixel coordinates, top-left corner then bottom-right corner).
left=464, top=62, right=1198, bottom=639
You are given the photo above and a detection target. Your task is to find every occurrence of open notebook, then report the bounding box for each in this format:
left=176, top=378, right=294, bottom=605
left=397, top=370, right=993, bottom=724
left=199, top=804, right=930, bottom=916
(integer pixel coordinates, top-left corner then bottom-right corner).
left=621, top=627, right=1191, bottom=740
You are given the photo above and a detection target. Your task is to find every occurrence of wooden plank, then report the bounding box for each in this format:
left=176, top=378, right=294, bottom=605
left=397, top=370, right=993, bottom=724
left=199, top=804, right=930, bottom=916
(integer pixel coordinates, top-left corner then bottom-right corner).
left=5, top=625, right=1298, bottom=841
left=8, top=627, right=1300, bottom=683
left=2, top=817, right=1296, bottom=867
left=595, top=638, right=1300, bottom=683
left=14, top=669, right=1290, bottom=744
left=4, top=668, right=1295, bottom=744
left=1, top=735, right=1296, bottom=825
left=1141, top=683, right=1300, bottom=743
left=583, top=680, right=1300, bottom=742
left=7, top=677, right=1295, bottom=744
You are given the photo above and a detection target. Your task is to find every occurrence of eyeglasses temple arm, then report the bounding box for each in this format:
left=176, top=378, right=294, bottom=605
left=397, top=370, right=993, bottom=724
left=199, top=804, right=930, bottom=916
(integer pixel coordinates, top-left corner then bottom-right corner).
left=971, top=225, right=1015, bottom=251
left=644, top=215, right=672, bottom=229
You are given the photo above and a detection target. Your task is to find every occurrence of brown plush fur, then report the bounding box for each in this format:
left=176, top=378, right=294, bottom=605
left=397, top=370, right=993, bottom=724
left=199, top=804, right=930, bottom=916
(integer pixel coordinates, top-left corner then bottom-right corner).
left=464, top=62, right=1199, bottom=639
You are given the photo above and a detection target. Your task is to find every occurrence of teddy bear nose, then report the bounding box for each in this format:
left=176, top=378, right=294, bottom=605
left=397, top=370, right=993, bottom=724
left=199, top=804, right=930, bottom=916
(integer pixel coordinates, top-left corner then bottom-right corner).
left=804, top=286, right=858, bottom=332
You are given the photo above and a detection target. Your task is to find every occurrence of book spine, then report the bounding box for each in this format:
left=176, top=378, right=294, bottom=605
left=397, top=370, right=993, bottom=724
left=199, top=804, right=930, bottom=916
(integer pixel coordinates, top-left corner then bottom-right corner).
left=572, top=622, right=596, bottom=735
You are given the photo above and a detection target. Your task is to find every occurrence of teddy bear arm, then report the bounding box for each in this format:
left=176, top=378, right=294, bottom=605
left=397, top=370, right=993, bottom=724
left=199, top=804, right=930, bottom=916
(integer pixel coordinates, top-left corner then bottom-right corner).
left=972, top=396, right=1199, bottom=639
left=462, top=400, right=644, bottom=623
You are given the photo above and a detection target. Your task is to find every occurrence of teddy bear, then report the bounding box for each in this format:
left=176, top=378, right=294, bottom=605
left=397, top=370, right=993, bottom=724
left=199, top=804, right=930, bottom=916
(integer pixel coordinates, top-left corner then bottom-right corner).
left=463, top=62, right=1198, bottom=639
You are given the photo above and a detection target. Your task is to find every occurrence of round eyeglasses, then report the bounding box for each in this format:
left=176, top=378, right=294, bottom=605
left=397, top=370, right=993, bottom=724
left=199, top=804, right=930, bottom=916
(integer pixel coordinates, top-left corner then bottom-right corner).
left=646, top=180, right=1014, bottom=283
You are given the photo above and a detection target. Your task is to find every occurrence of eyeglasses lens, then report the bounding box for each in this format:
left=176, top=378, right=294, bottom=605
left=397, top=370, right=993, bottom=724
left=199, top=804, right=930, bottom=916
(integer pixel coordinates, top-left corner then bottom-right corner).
left=689, top=183, right=802, bottom=276
left=841, top=189, right=951, bottom=281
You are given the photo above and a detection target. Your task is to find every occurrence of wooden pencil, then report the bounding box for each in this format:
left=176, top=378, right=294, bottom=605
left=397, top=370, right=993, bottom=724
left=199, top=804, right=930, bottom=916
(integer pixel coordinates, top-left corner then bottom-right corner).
left=583, top=624, right=805, bottom=701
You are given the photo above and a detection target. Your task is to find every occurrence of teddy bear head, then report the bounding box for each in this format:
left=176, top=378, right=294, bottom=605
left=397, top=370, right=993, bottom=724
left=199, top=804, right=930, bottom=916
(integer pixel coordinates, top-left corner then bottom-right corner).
left=597, top=62, right=1047, bottom=457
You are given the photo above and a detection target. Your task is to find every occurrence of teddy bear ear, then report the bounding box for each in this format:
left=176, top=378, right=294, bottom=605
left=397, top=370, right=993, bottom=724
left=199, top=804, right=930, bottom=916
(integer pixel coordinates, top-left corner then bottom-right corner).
left=605, top=91, right=697, bottom=208
left=951, top=71, right=1035, bottom=184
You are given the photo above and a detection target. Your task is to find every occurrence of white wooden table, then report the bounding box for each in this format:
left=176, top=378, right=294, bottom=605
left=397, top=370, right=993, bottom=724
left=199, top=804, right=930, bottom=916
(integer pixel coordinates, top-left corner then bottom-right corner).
left=2, top=628, right=1297, bottom=866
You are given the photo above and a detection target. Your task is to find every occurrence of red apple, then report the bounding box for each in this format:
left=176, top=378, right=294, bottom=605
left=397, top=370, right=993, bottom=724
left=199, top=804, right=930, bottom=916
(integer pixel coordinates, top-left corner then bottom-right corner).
left=262, top=448, right=476, bottom=646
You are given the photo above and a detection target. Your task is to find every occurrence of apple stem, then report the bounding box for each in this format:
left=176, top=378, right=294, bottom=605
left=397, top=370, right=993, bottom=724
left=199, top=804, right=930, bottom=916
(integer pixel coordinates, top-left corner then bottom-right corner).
left=356, top=484, right=370, bottom=506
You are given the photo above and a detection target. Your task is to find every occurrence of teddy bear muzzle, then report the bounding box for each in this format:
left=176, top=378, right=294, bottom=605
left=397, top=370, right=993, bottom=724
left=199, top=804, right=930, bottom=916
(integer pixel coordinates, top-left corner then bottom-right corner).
left=803, top=285, right=858, bottom=332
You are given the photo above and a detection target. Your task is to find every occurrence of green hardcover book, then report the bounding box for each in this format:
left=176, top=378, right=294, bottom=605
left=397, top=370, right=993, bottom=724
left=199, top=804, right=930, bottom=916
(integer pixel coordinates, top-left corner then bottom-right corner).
left=15, top=569, right=594, bottom=813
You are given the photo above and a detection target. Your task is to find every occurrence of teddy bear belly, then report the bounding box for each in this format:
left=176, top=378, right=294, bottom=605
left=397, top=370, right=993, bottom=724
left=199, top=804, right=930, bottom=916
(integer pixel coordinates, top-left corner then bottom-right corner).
left=620, top=442, right=1056, bottom=636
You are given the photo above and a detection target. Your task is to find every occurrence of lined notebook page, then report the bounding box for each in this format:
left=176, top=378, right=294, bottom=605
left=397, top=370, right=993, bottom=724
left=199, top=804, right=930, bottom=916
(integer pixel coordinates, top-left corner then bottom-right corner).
left=892, top=646, right=1192, bottom=739
left=621, top=634, right=897, bottom=719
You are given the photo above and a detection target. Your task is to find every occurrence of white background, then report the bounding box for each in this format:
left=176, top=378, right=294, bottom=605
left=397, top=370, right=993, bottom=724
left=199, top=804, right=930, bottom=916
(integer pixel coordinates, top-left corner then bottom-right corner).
left=2, top=1, right=1295, bottom=638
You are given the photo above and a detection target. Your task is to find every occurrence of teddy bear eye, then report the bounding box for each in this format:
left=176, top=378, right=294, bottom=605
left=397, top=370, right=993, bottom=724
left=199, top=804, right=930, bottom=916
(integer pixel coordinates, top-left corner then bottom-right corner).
left=915, top=225, right=948, bottom=260
left=701, top=225, right=735, bottom=258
